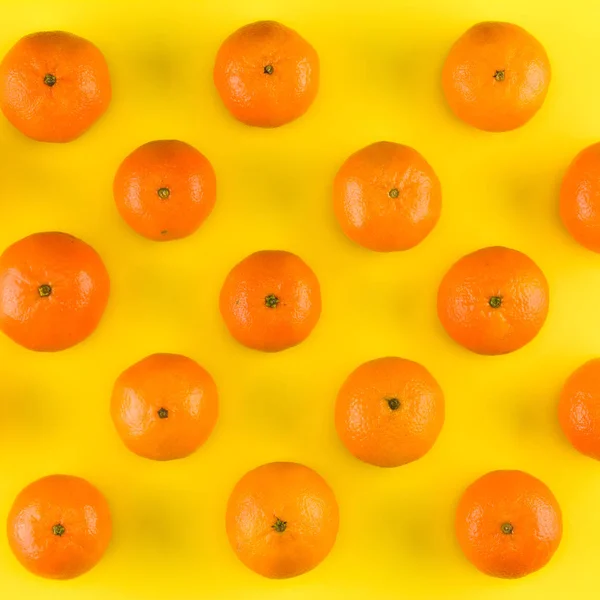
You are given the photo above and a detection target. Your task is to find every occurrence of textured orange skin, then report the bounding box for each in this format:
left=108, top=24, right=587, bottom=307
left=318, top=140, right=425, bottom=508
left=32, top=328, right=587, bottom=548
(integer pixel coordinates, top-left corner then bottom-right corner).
left=220, top=250, right=321, bottom=352
left=455, top=470, right=562, bottom=579
left=335, top=357, right=444, bottom=467
left=0, top=31, right=111, bottom=142
left=226, top=462, right=339, bottom=579
left=437, top=246, right=549, bottom=355
left=213, top=21, right=319, bottom=127
left=111, top=353, right=219, bottom=461
left=0, top=232, right=110, bottom=351
left=442, top=22, right=550, bottom=132
left=558, top=358, right=600, bottom=460
left=113, top=140, right=216, bottom=242
left=7, top=475, right=112, bottom=580
left=333, top=142, right=441, bottom=252
left=560, top=142, right=600, bottom=252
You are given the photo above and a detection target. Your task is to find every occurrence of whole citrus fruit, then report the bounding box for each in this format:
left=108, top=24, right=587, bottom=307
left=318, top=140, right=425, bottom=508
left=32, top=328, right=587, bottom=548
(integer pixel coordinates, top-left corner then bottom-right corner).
left=0, top=31, right=111, bottom=142
left=214, top=20, right=319, bottom=127
left=558, top=358, right=600, bottom=460
left=437, top=246, right=549, bottom=355
left=442, top=22, right=550, bottom=132
left=220, top=250, right=321, bottom=352
left=0, top=232, right=110, bottom=351
left=333, top=142, right=441, bottom=251
left=456, top=470, right=562, bottom=578
left=560, top=142, right=600, bottom=252
left=7, top=475, right=112, bottom=579
left=335, top=357, right=444, bottom=467
left=111, top=353, right=219, bottom=461
left=226, top=462, right=339, bottom=579
left=113, top=140, right=216, bottom=241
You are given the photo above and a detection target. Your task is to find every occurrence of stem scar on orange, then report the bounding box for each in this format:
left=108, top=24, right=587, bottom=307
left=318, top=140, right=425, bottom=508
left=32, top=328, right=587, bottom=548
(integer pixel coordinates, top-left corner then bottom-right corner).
left=113, top=140, right=216, bottom=241
left=442, top=22, right=550, bottom=132
left=111, top=353, right=218, bottom=461
left=213, top=20, right=319, bottom=127
left=335, top=357, right=444, bottom=467
left=225, top=462, right=339, bottom=579
left=456, top=470, right=562, bottom=578
left=437, top=246, right=549, bottom=355
left=0, top=232, right=110, bottom=351
left=0, top=31, right=111, bottom=142
left=7, top=475, right=112, bottom=580
left=559, top=358, right=600, bottom=460
left=219, top=250, right=321, bottom=352
left=560, top=142, right=600, bottom=252
left=333, top=142, right=441, bottom=251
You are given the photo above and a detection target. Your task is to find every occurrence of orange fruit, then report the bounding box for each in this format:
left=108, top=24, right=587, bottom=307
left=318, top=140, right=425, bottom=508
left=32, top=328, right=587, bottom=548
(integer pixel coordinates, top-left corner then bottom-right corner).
left=558, top=358, right=600, bottom=460
left=333, top=142, right=441, bottom=251
left=213, top=20, right=319, bottom=127
left=0, top=31, right=111, bottom=142
left=7, top=474, right=112, bottom=579
left=0, top=232, right=110, bottom=351
left=560, top=142, right=600, bottom=252
left=111, top=353, right=218, bottom=461
left=113, top=140, right=216, bottom=242
left=456, top=470, right=562, bottom=579
left=335, top=357, right=444, bottom=467
left=226, top=462, right=339, bottom=579
left=220, top=250, right=321, bottom=352
left=437, top=246, right=549, bottom=355
left=442, top=22, right=550, bottom=132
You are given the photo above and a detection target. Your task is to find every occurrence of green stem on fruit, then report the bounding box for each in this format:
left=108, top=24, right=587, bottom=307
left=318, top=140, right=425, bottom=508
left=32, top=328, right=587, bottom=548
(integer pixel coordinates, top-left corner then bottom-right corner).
left=265, top=294, right=279, bottom=308
left=38, top=284, right=52, bottom=297
left=272, top=517, right=287, bottom=533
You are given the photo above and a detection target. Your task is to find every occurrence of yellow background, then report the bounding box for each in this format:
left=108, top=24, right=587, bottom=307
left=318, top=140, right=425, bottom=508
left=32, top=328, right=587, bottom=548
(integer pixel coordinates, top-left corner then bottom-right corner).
left=1, top=0, right=599, bottom=598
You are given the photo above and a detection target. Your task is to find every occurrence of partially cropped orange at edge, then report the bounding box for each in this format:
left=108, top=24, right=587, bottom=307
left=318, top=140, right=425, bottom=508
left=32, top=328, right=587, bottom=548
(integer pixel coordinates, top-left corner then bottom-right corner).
left=437, top=246, right=549, bottom=355
left=559, top=358, right=600, bottom=460
left=560, top=142, right=600, bottom=252
left=226, top=462, right=339, bottom=579
left=113, top=140, right=217, bottom=242
left=335, top=357, right=444, bottom=467
left=213, top=20, right=319, bottom=127
left=0, top=231, right=110, bottom=351
left=455, top=470, right=562, bottom=579
left=111, top=353, right=219, bottom=461
left=333, top=141, right=442, bottom=252
left=0, top=31, right=111, bottom=142
left=7, top=474, right=112, bottom=580
left=219, top=250, right=321, bottom=352
left=442, top=22, right=551, bottom=132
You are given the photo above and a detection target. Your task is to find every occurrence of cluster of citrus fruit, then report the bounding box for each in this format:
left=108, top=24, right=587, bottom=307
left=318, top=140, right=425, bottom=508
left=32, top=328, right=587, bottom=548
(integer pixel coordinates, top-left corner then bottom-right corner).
left=1, top=18, right=599, bottom=585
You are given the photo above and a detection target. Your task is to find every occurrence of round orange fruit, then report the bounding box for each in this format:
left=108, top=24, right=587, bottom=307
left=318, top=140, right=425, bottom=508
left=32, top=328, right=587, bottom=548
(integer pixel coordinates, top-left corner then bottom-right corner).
left=560, top=142, right=600, bottom=252
left=214, top=20, right=319, bottom=127
left=456, top=470, right=562, bottom=578
left=558, top=358, right=600, bottom=460
left=113, top=140, right=216, bottom=241
left=226, top=462, right=339, bottom=579
left=0, top=31, right=111, bottom=142
left=219, top=250, right=321, bottom=352
left=7, top=474, right=112, bottom=579
left=442, top=22, right=550, bottom=132
left=335, top=357, right=444, bottom=467
left=437, top=246, right=549, bottom=355
left=0, top=232, right=110, bottom=351
left=111, top=353, right=218, bottom=461
left=333, top=142, right=441, bottom=251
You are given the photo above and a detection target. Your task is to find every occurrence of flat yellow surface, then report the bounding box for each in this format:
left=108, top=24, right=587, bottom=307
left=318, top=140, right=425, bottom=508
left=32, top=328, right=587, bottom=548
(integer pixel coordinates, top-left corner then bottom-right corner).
left=1, top=0, right=600, bottom=598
